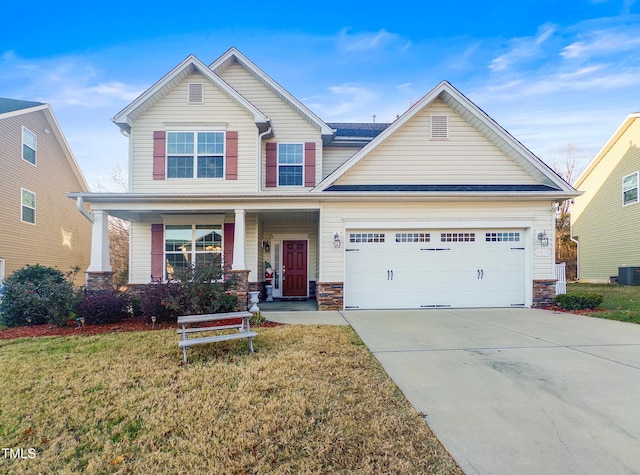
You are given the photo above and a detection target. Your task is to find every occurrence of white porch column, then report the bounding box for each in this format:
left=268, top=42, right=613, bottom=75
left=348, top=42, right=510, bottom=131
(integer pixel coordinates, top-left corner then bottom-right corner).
left=87, top=210, right=112, bottom=272
left=232, top=209, right=246, bottom=270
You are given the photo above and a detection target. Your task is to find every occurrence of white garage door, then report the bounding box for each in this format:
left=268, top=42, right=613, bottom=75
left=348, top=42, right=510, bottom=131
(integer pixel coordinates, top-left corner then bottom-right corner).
left=344, top=229, right=526, bottom=309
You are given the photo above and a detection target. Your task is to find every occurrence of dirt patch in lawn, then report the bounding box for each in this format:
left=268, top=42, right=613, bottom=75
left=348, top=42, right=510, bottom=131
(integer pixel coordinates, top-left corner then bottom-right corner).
left=0, top=318, right=282, bottom=340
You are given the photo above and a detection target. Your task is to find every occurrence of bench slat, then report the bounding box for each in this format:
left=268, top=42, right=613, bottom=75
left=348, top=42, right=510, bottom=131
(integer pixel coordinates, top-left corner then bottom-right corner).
left=178, top=332, right=258, bottom=348
left=177, top=311, right=252, bottom=324
left=177, top=324, right=243, bottom=334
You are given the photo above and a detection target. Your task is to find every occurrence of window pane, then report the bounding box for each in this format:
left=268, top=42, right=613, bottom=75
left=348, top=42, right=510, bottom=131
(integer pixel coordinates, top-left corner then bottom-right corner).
left=278, top=143, right=303, bottom=164
left=23, top=144, right=36, bottom=164
left=166, top=253, right=191, bottom=279
left=195, top=225, right=222, bottom=251
left=197, top=132, right=224, bottom=155
left=278, top=165, right=303, bottom=186
left=167, top=132, right=194, bottom=154
left=197, top=156, right=224, bottom=178
left=624, top=188, right=638, bottom=204
left=167, top=156, right=193, bottom=178
left=22, top=206, right=35, bottom=224
left=623, top=173, right=638, bottom=190
left=22, top=189, right=35, bottom=207
left=165, top=225, right=192, bottom=252
left=23, top=128, right=36, bottom=148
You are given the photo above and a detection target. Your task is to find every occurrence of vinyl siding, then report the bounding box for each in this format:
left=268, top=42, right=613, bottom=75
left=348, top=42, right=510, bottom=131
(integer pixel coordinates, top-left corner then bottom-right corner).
left=0, top=110, right=91, bottom=284
left=130, top=72, right=259, bottom=193
left=319, top=200, right=555, bottom=282
left=335, top=100, right=539, bottom=186
left=322, top=147, right=356, bottom=179
left=573, top=119, right=640, bottom=281
left=217, top=63, right=323, bottom=189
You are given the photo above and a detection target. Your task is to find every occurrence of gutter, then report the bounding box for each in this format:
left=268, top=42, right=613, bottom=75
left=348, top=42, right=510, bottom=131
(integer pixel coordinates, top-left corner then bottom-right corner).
left=76, top=196, right=94, bottom=223
left=257, top=125, right=272, bottom=192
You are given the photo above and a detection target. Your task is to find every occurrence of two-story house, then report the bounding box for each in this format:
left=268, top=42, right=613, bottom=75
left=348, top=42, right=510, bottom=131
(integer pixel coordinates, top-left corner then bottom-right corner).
left=69, top=48, right=577, bottom=309
left=0, top=98, right=91, bottom=284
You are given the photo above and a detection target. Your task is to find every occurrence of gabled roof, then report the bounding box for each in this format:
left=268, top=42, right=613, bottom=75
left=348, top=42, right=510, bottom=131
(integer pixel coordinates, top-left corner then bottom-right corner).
left=0, top=100, right=90, bottom=192
left=314, top=81, right=575, bottom=194
left=210, top=47, right=334, bottom=141
left=111, top=54, right=270, bottom=135
left=573, top=112, right=640, bottom=188
left=0, top=98, right=44, bottom=114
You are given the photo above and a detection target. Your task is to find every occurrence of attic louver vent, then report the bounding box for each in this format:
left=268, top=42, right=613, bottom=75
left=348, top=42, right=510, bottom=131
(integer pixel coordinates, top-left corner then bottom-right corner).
left=188, top=83, right=204, bottom=104
left=431, top=115, right=448, bottom=138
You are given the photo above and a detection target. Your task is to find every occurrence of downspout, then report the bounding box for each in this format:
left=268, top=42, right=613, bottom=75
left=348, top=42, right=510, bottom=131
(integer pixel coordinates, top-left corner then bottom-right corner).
left=257, top=125, right=272, bottom=192
left=76, top=196, right=94, bottom=223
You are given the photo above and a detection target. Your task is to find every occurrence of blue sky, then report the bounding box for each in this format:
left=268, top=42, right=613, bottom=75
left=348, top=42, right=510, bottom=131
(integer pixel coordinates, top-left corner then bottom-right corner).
left=1, top=0, right=639, bottom=188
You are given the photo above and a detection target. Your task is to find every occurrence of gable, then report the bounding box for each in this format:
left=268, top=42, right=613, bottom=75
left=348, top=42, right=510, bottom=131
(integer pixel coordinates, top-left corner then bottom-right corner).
left=334, top=99, right=539, bottom=186
left=217, top=61, right=321, bottom=140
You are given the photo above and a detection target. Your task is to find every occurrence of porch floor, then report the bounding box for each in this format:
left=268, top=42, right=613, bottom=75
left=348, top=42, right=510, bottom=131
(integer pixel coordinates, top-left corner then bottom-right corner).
left=258, top=299, right=318, bottom=312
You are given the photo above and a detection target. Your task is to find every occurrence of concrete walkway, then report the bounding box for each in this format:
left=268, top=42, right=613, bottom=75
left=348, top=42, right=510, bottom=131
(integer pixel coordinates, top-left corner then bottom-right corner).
left=344, top=308, right=640, bottom=475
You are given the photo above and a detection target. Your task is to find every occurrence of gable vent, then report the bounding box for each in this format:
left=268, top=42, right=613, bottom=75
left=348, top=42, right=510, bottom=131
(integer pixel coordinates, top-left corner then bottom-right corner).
left=188, top=83, right=204, bottom=104
left=431, top=115, right=448, bottom=139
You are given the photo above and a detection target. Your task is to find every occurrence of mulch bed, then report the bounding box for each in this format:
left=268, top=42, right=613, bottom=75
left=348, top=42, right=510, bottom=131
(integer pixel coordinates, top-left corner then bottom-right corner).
left=0, top=318, right=282, bottom=340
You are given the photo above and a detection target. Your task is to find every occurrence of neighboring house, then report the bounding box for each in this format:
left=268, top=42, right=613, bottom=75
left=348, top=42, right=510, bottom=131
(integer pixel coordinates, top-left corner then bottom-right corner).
left=0, top=98, right=92, bottom=284
left=572, top=113, right=640, bottom=283
left=69, top=48, right=577, bottom=309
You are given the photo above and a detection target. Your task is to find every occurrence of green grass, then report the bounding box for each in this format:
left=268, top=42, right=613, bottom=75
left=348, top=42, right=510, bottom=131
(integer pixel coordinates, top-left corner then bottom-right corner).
left=0, top=325, right=462, bottom=474
left=566, top=282, right=640, bottom=324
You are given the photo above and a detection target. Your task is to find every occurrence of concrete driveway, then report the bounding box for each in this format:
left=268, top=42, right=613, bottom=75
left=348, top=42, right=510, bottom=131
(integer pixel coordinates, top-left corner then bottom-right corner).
left=343, top=308, right=640, bottom=475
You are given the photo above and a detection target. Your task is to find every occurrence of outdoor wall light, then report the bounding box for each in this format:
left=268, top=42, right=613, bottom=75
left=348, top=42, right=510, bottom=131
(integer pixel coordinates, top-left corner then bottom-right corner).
left=537, top=231, right=549, bottom=247
left=333, top=232, right=341, bottom=248
left=262, top=240, right=270, bottom=252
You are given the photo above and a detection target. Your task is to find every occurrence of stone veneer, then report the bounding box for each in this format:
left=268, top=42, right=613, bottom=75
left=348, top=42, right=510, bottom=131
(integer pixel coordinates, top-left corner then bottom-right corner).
left=316, top=282, right=344, bottom=311
left=230, top=270, right=250, bottom=312
left=532, top=279, right=556, bottom=307
left=86, top=272, right=115, bottom=291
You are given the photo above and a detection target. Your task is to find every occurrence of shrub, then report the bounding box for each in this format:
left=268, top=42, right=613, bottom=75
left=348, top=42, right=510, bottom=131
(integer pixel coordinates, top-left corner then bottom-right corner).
left=554, top=293, right=603, bottom=311
left=0, top=264, right=81, bottom=327
left=139, top=261, right=238, bottom=323
left=78, top=290, right=132, bottom=325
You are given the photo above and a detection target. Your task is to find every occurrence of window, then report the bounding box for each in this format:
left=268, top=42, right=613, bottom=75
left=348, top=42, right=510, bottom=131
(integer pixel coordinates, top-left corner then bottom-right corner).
left=22, top=127, right=36, bottom=165
left=349, top=233, right=385, bottom=243
left=396, top=232, right=430, bottom=243
left=623, top=172, right=638, bottom=206
left=164, top=224, right=223, bottom=279
left=167, top=132, right=224, bottom=179
left=0, top=258, right=4, bottom=283
left=486, top=232, right=520, bottom=242
left=431, top=115, right=448, bottom=139
left=21, top=189, right=35, bottom=224
left=278, top=143, right=303, bottom=186
left=441, top=232, right=475, bottom=242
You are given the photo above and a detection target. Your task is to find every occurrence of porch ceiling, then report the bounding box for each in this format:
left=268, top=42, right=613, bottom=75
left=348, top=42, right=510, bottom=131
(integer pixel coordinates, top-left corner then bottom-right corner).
left=259, top=210, right=319, bottom=224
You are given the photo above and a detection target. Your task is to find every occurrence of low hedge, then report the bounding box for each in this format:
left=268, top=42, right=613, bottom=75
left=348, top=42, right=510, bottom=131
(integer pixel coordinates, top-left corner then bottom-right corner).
left=554, top=293, right=603, bottom=311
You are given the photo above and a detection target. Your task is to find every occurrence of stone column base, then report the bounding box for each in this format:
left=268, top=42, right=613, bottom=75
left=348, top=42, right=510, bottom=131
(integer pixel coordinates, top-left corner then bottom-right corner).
left=230, top=270, right=250, bottom=311
left=317, top=282, right=343, bottom=311
left=86, top=272, right=115, bottom=291
left=532, top=279, right=556, bottom=307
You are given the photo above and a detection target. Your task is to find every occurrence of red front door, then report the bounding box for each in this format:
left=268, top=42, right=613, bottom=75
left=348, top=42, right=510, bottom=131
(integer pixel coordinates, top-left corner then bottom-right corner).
left=283, top=240, right=308, bottom=297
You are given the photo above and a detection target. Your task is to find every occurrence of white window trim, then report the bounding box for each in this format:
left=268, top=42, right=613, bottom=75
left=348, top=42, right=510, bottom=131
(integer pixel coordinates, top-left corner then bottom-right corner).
left=166, top=131, right=226, bottom=179
left=0, top=258, right=5, bottom=282
left=21, top=188, right=36, bottom=225
left=277, top=142, right=305, bottom=187
left=622, top=171, right=639, bottom=206
left=22, top=126, right=37, bottom=166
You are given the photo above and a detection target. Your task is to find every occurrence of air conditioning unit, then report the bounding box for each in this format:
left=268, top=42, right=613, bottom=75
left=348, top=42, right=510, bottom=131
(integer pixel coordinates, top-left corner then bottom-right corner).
left=618, top=267, right=640, bottom=286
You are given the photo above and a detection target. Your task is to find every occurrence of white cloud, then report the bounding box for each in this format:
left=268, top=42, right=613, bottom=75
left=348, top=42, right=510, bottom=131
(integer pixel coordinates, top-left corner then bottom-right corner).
left=561, top=28, right=640, bottom=59
left=321, top=84, right=379, bottom=118
left=336, top=28, right=410, bottom=53
left=489, top=24, right=556, bottom=72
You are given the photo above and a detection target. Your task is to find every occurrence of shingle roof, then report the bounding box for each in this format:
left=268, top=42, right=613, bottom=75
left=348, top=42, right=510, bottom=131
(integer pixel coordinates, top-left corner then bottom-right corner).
left=327, top=123, right=391, bottom=138
left=324, top=184, right=561, bottom=192
left=0, top=98, right=44, bottom=114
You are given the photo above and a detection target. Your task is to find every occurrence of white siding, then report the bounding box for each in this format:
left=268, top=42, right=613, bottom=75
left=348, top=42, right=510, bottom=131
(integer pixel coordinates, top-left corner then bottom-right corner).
left=129, top=222, right=152, bottom=284
left=335, top=100, right=538, bottom=186
left=319, top=200, right=555, bottom=283
left=130, top=72, right=259, bottom=193
left=322, top=147, right=356, bottom=179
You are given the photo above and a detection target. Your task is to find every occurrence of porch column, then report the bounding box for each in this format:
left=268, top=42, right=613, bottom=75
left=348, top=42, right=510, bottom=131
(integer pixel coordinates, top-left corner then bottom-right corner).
left=87, top=210, right=111, bottom=272
left=232, top=209, right=246, bottom=270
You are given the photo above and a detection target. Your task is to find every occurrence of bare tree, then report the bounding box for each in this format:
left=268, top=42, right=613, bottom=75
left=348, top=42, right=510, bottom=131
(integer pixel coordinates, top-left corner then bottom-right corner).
left=94, top=164, right=130, bottom=288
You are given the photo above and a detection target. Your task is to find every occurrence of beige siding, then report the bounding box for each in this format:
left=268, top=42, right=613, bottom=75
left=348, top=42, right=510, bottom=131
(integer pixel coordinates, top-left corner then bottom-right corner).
left=0, top=110, right=91, bottom=284
left=129, top=222, right=152, bottom=284
left=335, top=100, right=539, bottom=186
left=322, top=147, right=356, bottom=178
left=130, top=72, right=259, bottom=193
left=573, top=119, right=640, bottom=281
left=319, top=200, right=555, bottom=282
left=218, top=63, right=324, bottom=189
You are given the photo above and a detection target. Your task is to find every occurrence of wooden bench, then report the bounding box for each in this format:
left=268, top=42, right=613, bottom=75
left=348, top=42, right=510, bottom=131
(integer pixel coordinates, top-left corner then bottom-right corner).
left=177, top=311, right=257, bottom=363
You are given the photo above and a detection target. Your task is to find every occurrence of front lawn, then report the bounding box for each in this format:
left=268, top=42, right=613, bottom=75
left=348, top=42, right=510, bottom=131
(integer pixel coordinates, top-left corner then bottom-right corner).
left=0, top=325, right=462, bottom=474
left=567, top=282, right=640, bottom=324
